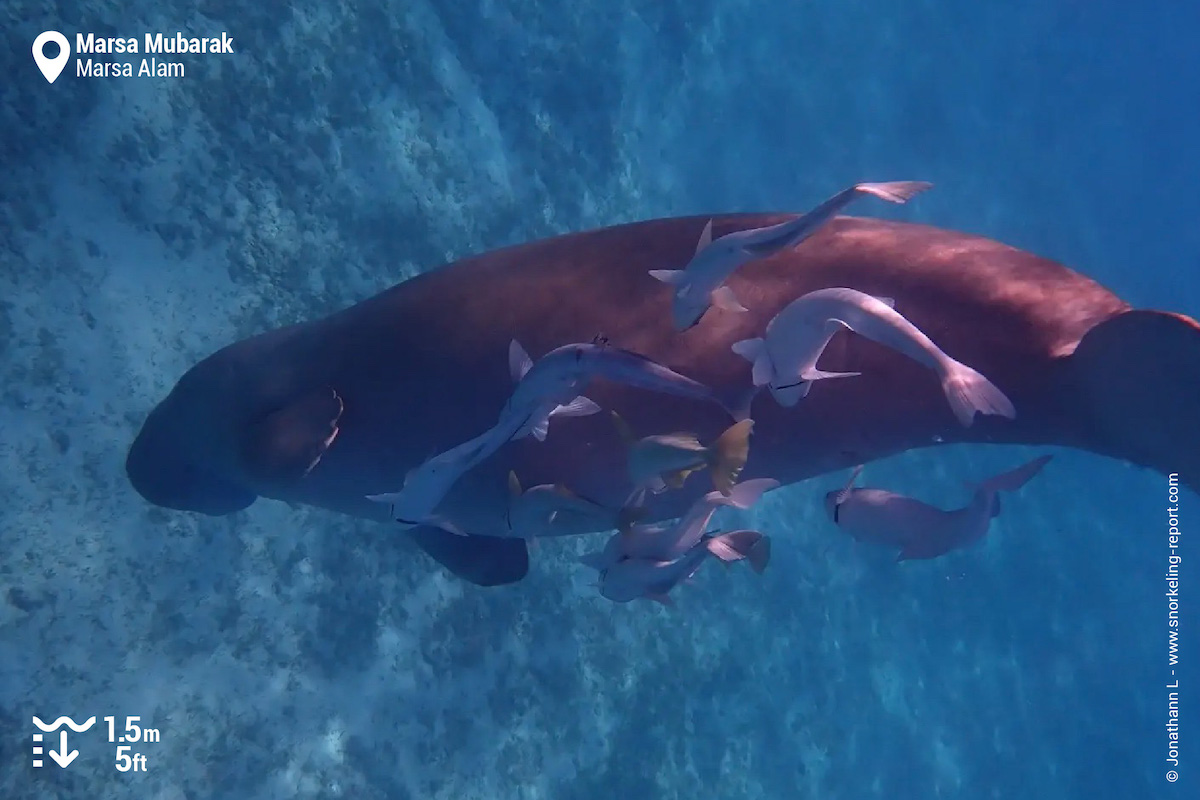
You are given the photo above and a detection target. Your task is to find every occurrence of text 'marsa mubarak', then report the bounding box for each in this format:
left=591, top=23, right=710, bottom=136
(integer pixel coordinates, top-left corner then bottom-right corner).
left=75, top=32, right=235, bottom=55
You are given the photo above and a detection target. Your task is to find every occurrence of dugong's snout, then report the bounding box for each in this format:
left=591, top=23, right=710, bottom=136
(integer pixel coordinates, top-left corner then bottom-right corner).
left=125, top=404, right=257, bottom=516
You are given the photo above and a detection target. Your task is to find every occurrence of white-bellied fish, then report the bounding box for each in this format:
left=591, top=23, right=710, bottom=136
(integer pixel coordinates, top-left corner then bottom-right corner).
left=596, top=529, right=771, bottom=605
left=504, top=471, right=643, bottom=539
left=580, top=477, right=779, bottom=572
left=650, top=181, right=932, bottom=330
left=611, top=412, right=754, bottom=495
left=732, top=287, right=1016, bottom=426
left=824, top=455, right=1052, bottom=561
left=503, top=337, right=740, bottom=442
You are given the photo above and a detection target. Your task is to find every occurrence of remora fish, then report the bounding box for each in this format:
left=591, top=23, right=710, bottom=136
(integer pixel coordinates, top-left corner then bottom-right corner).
left=824, top=455, right=1053, bottom=561
left=651, top=181, right=931, bottom=330
left=505, top=340, right=602, bottom=441
left=365, top=424, right=507, bottom=528
left=732, top=287, right=1016, bottom=426
left=596, top=530, right=771, bottom=605
left=504, top=337, right=740, bottom=442
left=611, top=412, right=754, bottom=495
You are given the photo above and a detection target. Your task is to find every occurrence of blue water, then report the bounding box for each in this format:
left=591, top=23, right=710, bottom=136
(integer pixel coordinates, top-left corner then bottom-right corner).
left=2, top=1, right=1197, bottom=798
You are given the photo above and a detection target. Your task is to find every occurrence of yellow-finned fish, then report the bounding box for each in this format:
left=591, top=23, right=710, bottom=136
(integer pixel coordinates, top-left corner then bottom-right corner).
left=611, top=412, right=754, bottom=495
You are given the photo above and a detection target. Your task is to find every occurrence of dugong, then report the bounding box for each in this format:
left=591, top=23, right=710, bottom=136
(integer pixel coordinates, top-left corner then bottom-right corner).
left=125, top=215, right=1200, bottom=586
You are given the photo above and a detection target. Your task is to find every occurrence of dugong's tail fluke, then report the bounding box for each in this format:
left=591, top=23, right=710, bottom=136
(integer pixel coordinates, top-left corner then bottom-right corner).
left=1070, top=309, right=1200, bottom=496
left=940, top=362, right=1017, bottom=427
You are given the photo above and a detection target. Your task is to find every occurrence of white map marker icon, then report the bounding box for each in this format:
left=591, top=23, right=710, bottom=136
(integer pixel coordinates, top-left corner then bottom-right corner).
left=33, top=31, right=70, bottom=84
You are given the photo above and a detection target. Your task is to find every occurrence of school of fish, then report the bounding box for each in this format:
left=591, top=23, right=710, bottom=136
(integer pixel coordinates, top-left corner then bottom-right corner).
left=368, top=180, right=1050, bottom=606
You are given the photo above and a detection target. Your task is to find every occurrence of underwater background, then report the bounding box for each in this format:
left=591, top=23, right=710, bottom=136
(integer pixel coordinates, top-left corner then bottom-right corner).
left=2, top=1, right=1197, bottom=798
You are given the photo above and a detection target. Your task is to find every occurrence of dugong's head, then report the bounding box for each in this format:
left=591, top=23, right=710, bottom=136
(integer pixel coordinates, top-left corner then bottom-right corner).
left=126, top=355, right=259, bottom=516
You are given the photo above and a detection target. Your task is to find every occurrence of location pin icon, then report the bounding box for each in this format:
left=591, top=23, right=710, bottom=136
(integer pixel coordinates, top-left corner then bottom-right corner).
left=32, top=31, right=70, bottom=84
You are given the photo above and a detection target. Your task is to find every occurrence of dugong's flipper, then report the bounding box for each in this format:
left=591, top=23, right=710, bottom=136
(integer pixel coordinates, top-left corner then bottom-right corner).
left=1070, top=309, right=1200, bottom=494
left=408, top=527, right=529, bottom=586
left=243, top=387, right=344, bottom=484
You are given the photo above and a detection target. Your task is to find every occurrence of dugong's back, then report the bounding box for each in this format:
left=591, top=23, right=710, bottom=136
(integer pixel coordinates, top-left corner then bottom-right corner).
left=352, top=214, right=1127, bottom=374
left=326, top=214, right=1130, bottom=478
